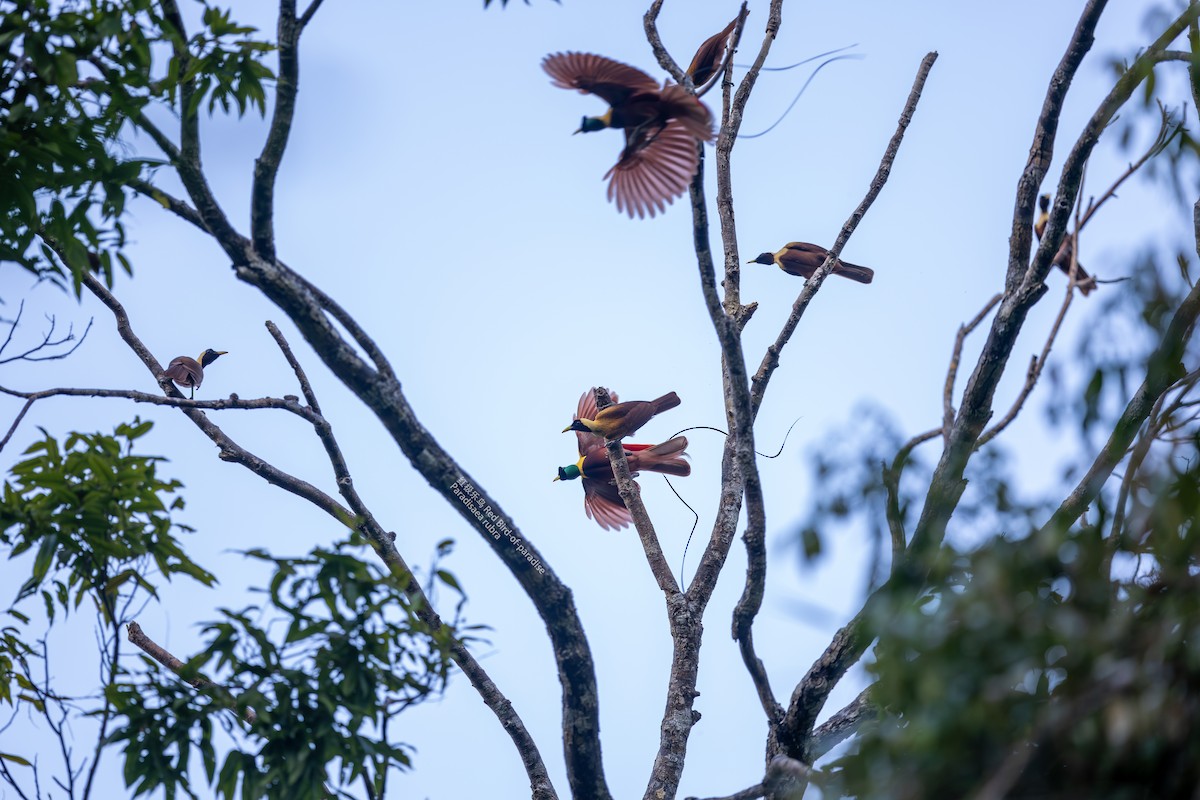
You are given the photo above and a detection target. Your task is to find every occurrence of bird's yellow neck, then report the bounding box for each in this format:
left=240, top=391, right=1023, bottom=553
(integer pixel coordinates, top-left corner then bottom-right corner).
left=575, top=455, right=587, bottom=472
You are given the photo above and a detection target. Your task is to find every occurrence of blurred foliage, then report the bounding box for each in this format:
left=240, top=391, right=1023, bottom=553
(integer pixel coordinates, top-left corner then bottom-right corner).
left=824, top=454, right=1200, bottom=798
left=0, top=0, right=274, bottom=290
left=790, top=7, right=1200, bottom=796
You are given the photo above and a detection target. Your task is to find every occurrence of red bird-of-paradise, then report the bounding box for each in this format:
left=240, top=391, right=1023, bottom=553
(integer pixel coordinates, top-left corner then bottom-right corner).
left=555, top=388, right=690, bottom=530
left=543, top=51, right=713, bottom=219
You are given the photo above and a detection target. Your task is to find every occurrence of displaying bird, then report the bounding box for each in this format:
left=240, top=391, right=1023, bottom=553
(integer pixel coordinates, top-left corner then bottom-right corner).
left=749, top=242, right=874, bottom=284
left=556, top=388, right=691, bottom=530
left=1035, top=193, right=1095, bottom=295
left=542, top=52, right=714, bottom=219
left=562, top=389, right=680, bottom=440
left=686, top=14, right=741, bottom=89
left=163, top=348, right=227, bottom=398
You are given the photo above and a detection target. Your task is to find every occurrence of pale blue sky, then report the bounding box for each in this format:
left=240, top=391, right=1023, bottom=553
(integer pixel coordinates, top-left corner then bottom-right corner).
left=0, top=1, right=1189, bottom=797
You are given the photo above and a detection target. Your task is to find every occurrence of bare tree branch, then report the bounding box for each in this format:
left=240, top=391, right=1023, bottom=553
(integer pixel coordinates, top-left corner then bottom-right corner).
left=808, top=688, right=875, bottom=760
left=750, top=52, right=938, bottom=415
left=128, top=179, right=208, bottom=233
left=977, top=281, right=1074, bottom=448
left=943, top=294, right=1003, bottom=447
left=251, top=0, right=299, bottom=261
left=0, top=309, right=91, bottom=367
left=298, top=0, right=326, bottom=29
left=593, top=388, right=681, bottom=596
left=157, top=0, right=249, bottom=261
left=126, top=621, right=258, bottom=723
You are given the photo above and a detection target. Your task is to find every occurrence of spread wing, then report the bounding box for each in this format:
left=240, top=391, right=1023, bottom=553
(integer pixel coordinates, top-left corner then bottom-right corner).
left=606, top=120, right=700, bottom=218
left=581, top=473, right=633, bottom=530
left=574, top=387, right=617, bottom=457
left=542, top=52, right=658, bottom=107
left=572, top=387, right=635, bottom=529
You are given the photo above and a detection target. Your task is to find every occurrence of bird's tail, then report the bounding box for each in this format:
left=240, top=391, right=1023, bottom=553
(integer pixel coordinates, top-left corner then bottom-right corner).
left=631, top=436, right=691, bottom=477
left=651, top=391, right=682, bottom=415
left=836, top=261, right=875, bottom=284
left=1071, top=262, right=1095, bottom=296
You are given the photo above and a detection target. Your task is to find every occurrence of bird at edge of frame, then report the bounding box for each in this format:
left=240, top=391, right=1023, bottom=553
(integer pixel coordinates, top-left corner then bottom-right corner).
left=555, top=387, right=691, bottom=531
left=162, top=348, right=227, bottom=399
left=562, top=388, right=681, bottom=441
left=1035, top=194, right=1095, bottom=296
left=541, top=13, right=742, bottom=221
left=749, top=241, right=875, bottom=284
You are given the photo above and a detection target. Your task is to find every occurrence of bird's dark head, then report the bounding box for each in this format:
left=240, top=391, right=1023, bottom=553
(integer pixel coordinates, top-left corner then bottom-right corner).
left=574, top=110, right=613, bottom=135
left=555, top=464, right=582, bottom=482
left=563, top=419, right=591, bottom=434
left=748, top=252, right=775, bottom=266
left=1038, top=194, right=1050, bottom=212
left=199, top=349, right=228, bottom=367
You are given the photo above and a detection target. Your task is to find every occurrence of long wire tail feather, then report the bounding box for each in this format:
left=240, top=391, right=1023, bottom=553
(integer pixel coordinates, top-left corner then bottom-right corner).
left=665, top=475, right=700, bottom=593
left=738, top=54, right=864, bottom=140
left=670, top=417, right=801, bottom=459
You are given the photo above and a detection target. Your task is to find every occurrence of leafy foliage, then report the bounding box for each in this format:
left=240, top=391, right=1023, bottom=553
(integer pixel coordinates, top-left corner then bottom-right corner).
left=0, top=418, right=214, bottom=622
left=107, top=539, right=476, bottom=800
left=0, top=0, right=274, bottom=289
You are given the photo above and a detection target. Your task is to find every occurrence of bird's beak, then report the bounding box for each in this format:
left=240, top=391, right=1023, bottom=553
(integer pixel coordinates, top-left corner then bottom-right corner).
left=562, top=425, right=574, bottom=433
left=216, top=351, right=229, bottom=355
left=552, top=475, right=561, bottom=482
left=572, top=127, right=583, bottom=135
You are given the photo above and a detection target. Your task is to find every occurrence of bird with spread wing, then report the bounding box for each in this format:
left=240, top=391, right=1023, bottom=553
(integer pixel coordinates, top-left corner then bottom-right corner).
left=555, top=388, right=690, bottom=530
left=542, top=51, right=714, bottom=219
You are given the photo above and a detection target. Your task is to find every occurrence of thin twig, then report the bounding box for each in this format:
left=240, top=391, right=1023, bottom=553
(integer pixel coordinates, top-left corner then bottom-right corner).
left=126, top=622, right=258, bottom=723
left=128, top=179, right=208, bottom=233
left=298, top=0, right=325, bottom=29
left=882, top=428, right=940, bottom=567
left=943, top=294, right=1003, bottom=447
left=977, top=282, right=1073, bottom=448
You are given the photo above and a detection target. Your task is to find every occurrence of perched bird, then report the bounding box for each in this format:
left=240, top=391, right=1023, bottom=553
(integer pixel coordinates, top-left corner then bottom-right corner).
left=543, top=52, right=714, bottom=219
left=563, top=389, right=680, bottom=440
left=686, top=14, right=741, bottom=89
left=749, top=242, right=874, bottom=284
left=556, top=388, right=691, bottom=530
left=1035, top=193, right=1095, bottom=295
left=163, top=348, right=227, bottom=398
left=1034, top=193, right=1050, bottom=240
